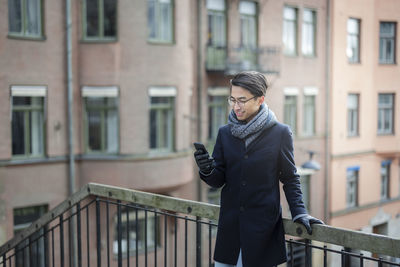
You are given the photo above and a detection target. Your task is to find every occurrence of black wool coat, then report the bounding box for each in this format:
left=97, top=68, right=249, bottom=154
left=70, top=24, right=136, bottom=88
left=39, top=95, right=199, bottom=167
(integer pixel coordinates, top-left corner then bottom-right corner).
left=200, top=122, right=307, bottom=267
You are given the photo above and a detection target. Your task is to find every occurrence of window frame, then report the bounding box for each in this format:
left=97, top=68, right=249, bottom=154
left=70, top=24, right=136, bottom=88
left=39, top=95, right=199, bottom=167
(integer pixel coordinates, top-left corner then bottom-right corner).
left=303, top=94, right=316, bottom=136
left=82, top=87, right=120, bottom=154
left=283, top=5, right=298, bottom=56
left=149, top=88, right=176, bottom=152
left=147, top=0, right=175, bottom=44
left=284, top=94, right=298, bottom=135
left=346, top=167, right=359, bottom=208
left=301, top=8, right=317, bottom=57
left=11, top=87, right=47, bottom=159
left=207, top=88, right=229, bottom=142
left=347, top=18, right=361, bottom=63
left=377, top=93, right=395, bottom=135
left=380, top=161, right=391, bottom=200
left=113, top=208, right=161, bottom=256
left=347, top=93, right=360, bottom=137
left=379, top=21, right=397, bottom=64
left=82, top=0, right=118, bottom=42
left=8, top=0, right=45, bottom=40
left=206, top=0, right=227, bottom=70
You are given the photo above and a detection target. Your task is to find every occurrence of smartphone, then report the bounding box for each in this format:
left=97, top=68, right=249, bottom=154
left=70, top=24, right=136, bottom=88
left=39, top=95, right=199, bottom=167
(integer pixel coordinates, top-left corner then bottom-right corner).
left=193, top=142, right=207, bottom=153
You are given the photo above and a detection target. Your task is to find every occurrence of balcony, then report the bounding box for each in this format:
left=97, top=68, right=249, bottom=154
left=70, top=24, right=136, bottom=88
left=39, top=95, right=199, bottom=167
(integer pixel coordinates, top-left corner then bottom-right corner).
left=206, top=45, right=281, bottom=75
left=1, top=183, right=399, bottom=266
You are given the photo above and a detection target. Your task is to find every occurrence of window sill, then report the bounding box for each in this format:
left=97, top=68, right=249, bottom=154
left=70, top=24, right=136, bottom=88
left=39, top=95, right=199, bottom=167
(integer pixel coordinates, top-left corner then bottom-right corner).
left=347, top=134, right=360, bottom=138
left=80, top=38, right=118, bottom=44
left=331, top=196, right=400, bottom=217
left=378, top=62, right=397, bottom=65
left=348, top=61, right=361, bottom=65
left=147, top=40, right=175, bottom=46
left=7, top=34, right=46, bottom=42
left=377, top=133, right=395, bottom=136
left=283, top=53, right=298, bottom=58
left=2, top=156, right=65, bottom=166
left=302, top=54, right=317, bottom=59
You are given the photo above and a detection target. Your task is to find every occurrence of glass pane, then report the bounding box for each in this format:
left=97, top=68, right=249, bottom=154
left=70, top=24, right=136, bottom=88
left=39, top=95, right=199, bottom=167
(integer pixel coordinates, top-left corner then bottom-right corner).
left=303, top=9, right=313, bottom=23
left=207, top=0, right=224, bottom=10
left=88, top=110, right=102, bottom=151
left=239, top=1, right=256, bottom=15
left=347, top=19, right=359, bottom=34
left=347, top=94, right=358, bottom=109
left=150, top=109, right=157, bottom=148
left=13, top=96, right=31, bottom=106
left=8, top=0, right=22, bottom=33
left=161, top=109, right=169, bottom=148
left=380, top=22, right=394, bottom=36
left=26, top=0, right=41, bottom=35
left=151, top=97, right=169, bottom=104
left=104, top=0, right=116, bottom=37
left=12, top=111, right=26, bottom=155
left=86, top=97, right=105, bottom=106
left=284, top=6, right=295, bottom=20
left=105, top=108, right=118, bottom=153
left=379, top=94, right=393, bottom=105
left=160, top=1, right=172, bottom=42
left=30, top=109, right=44, bottom=156
left=147, top=0, right=157, bottom=39
left=86, top=0, right=99, bottom=37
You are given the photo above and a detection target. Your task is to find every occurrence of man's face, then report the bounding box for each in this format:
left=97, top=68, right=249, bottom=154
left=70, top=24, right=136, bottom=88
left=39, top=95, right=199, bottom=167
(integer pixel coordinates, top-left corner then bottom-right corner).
left=230, top=85, right=264, bottom=122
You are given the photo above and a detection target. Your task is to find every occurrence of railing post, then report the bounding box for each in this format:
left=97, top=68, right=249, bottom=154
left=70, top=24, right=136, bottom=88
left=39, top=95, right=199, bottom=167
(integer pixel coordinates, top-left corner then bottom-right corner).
left=305, top=239, right=311, bottom=267
left=96, top=198, right=101, bottom=267
left=60, top=214, right=65, bottom=267
left=2, top=254, right=5, bottom=267
left=196, top=218, right=201, bottom=267
left=117, top=200, right=122, bottom=267
left=76, top=202, right=82, bottom=267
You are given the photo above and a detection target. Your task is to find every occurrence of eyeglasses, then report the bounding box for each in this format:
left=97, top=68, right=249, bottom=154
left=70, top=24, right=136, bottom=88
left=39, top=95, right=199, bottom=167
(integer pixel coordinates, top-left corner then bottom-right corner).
left=227, top=96, right=257, bottom=107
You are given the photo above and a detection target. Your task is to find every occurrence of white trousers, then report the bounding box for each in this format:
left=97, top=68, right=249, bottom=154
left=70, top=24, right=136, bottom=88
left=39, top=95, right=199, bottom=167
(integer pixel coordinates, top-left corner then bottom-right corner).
left=214, top=249, right=243, bottom=267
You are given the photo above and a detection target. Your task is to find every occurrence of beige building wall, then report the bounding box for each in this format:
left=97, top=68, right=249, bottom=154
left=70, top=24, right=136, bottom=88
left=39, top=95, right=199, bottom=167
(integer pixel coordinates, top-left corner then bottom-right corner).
left=0, top=0, right=196, bottom=245
left=329, top=0, right=400, bottom=234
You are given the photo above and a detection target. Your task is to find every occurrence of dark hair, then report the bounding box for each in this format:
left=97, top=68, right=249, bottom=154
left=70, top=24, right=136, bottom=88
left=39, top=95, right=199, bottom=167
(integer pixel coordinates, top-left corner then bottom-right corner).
left=230, top=71, right=268, bottom=97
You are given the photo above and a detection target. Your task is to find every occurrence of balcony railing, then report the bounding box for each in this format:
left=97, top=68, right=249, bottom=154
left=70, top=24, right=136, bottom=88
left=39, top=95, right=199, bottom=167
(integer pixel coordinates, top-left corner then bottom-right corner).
left=1, top=183, right=399, bottom=266
left=206, top=45, right=280, bottom=75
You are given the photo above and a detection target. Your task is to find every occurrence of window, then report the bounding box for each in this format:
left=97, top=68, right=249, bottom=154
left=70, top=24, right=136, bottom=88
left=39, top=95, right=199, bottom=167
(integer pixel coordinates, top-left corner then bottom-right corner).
left=283, top=6, right=298, bottom=55
left=206, top=0, right=227, bottom=70
left=208, top=88, right=229, bottom=141
left=11, top=86, right=46, bottom=158
left=8, top=0, right=43, bottom=38
left=284, top=94, right=297, bottom=134
left=149, top=87, right=176, bottom=151
left=347, top=94, right=359, bottom=137
left=379, top=22, right=396, bottom=64
left=346, top=167, right=359, bottom=208
left=14, top=205, right=48, bottom=267
left=347, top=18, right=360, bottom=63
left=302, top=9, right=316, bottom=56
left=377, top=93, right=394, bottom=135
left=82, top=87, right=119, bottom=154
left=113, top=209, right=160, bottom=255
left=83, top=0, right=117, bottom=40
left=239, top=1, right=257, bottom=66
left=303, top=92, right=316, bottom=136
left=148, top=0, right=173, bottom=43
left=381, top=161, right=391, bottom=200
left=300, top=175, right=310, bottom=211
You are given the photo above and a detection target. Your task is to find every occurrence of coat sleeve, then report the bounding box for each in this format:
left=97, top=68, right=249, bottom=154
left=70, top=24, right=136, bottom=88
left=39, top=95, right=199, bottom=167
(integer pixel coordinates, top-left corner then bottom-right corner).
left=278, top=126, right=307, bottom=218
left=199, top=128, right=226, bottom=188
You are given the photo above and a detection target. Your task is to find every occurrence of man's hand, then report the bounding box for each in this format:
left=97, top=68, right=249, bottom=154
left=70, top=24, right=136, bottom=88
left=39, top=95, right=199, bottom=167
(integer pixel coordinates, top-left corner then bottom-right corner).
left=194, top=149, right=215, bottom=175
left=295, top=215, right=324, bottom=235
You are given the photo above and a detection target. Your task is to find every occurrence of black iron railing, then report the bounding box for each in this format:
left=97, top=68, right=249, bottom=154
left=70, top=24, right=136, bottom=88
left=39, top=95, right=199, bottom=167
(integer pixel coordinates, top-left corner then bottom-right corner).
left=1, top=183, right=399, bottom=266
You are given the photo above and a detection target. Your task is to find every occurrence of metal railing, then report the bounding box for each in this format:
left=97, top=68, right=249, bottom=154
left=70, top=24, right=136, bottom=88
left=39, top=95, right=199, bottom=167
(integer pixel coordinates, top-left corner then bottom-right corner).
left=1, top=183, right=399, bottom=266
left=205, top=44, right=281, bottom=75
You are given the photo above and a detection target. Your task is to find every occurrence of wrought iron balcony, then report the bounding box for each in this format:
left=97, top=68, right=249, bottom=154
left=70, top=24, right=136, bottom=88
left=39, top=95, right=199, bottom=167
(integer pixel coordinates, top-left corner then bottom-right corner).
left=1, top=183, right=399, bottom=266
left=206, top=45, right=281, bottom=75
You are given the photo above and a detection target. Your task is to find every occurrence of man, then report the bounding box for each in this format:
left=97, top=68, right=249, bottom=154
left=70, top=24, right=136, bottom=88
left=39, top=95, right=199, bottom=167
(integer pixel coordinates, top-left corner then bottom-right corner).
left=194, top=71, right=323, bottom=267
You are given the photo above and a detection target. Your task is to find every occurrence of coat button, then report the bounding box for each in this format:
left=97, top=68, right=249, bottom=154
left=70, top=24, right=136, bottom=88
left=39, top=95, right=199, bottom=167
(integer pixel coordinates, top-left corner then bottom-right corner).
left=244, top=155, right=248, bottom=159
left=241, top=180, right=246, bottom=186
left=240, top=206, right=245, bottom=212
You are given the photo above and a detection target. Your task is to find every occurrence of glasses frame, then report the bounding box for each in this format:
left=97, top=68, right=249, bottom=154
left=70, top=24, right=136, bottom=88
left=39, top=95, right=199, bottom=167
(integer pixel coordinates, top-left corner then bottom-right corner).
left=227, top=95, right=258, bottom=108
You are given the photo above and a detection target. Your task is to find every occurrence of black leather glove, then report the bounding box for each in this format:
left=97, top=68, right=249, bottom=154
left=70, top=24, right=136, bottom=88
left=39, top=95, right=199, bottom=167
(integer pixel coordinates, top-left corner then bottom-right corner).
left=295, top=215, right=324, bottom=235
left=194, top=149, right=215, bottom=175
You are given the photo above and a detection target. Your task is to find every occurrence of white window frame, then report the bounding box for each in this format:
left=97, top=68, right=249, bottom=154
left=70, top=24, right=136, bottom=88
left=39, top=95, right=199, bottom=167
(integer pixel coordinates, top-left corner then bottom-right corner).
left=302, top=8, right=316, bottom=56
left=347, top=94, right=359, bottom=137
left=346, top=167, right=359, bottom=208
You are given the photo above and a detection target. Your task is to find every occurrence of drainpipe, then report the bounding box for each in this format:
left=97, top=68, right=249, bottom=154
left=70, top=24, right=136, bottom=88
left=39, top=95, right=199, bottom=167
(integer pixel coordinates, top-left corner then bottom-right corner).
left=66, top=0, right=77, bottom=266
left=324, top=0, right=331, bottom=224
left=66, top=0, right=75, bottom=199
left=196, top=0, right=203, bottom=266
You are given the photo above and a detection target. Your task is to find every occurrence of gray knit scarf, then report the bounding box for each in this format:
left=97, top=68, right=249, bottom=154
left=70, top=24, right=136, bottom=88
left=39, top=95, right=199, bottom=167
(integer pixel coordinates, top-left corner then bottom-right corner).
left=228, top=103, right=277, bottom=148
